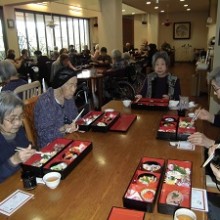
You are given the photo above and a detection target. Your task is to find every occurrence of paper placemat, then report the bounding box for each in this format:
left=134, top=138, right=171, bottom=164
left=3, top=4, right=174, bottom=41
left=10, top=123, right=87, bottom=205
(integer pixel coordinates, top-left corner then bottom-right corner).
left=0, top=190, right=34, bottom=216
left=191, top=188, right=208, bottom=212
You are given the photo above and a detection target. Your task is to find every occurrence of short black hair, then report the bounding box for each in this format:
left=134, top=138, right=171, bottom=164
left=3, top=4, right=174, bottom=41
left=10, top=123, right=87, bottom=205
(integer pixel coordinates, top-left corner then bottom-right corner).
left=100, top=47, right=107, bottom=53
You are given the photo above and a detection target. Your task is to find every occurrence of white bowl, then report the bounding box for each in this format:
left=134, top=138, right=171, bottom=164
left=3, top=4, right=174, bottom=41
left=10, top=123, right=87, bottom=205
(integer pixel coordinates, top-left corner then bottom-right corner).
left=174, top=208, right=197, bottom=220
left=188, top=112, right=195, bottom=118
left=122, top=100, right=132, bottom=107
left=43, top=172, right=61, bottom=189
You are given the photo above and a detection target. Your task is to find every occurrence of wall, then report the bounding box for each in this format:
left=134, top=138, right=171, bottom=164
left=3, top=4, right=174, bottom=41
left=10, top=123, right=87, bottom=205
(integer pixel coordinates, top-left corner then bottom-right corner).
left=158, top=11, right=208, bottom=62
left=133, top=13, right=159, bottom=49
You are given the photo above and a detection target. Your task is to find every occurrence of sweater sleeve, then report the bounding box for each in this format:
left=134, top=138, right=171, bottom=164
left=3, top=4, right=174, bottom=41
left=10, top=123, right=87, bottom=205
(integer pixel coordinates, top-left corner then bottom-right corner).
left=213, top=114, right=220, bottom=127
left=172, top=78, right=181, bottom=100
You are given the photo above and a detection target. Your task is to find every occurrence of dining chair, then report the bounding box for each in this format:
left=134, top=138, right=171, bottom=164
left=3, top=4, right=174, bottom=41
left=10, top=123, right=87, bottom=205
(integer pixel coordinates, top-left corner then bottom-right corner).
left=14, top=80, right=42, bottom=100
left=22, top=96, right=38, bottom=147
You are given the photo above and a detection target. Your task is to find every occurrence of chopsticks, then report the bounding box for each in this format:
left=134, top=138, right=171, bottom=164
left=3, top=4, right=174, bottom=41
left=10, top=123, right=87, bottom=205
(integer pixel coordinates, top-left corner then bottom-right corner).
left=202, top=144, right=220, bottom=167
left=135, top=97, right=141, bottom=103
left=189, top=107, right=201, bottom=127
left=73, top=108, right=85, bottom=123
left=15, top=147, right=42, bottom=154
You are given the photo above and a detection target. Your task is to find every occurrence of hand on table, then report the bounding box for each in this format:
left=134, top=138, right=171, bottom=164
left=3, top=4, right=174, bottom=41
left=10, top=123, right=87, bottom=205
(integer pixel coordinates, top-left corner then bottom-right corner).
left=187, top=132, right=215, bottom=148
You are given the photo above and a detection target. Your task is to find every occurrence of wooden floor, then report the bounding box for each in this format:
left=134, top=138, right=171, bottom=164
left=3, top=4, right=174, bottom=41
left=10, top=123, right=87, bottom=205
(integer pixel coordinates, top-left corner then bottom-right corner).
left=170, top=62, right=208, bottom=108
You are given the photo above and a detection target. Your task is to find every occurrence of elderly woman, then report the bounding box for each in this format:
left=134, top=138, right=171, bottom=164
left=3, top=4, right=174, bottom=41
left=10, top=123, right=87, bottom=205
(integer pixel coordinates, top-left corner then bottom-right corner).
left=34, top=67, right=78, bottom=148
left=111, top=49, right=126, bottom=69
left=188, top=67, right=220, bottom=148
left=1, top=60, right=27, bottom=95
left=136, top=51, right=181, bottom=100
left=0, top=91, right=36, bottom=183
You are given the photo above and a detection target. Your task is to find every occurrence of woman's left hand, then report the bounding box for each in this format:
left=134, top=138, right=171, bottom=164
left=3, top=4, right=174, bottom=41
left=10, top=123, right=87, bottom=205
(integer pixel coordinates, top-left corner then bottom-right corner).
left=65, top=122, right=79, bottom=133
left=162, top=94, right=169, bottom=99
left=210, top=163, right=220, bottom=182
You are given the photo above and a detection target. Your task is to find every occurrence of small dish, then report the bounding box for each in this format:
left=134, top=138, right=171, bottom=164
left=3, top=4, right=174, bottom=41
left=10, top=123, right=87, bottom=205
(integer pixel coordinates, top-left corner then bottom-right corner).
left=188, top=112, right=195, bottom=118
left=140, top=189, right=155, bottom=202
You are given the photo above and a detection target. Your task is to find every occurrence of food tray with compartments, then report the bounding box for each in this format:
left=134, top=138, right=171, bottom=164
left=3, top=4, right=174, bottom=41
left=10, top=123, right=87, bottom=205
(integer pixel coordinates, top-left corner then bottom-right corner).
left=76, top=111, right=103, bottom=131
left=131, top=98, right=169, bottom=111
left=158, top=159, right=192, bottom=215
left=123, top=157, right=165, bottom=212
left=156, top=115, right=178, bottom=140
left=91, top=111, right=120, bottom=132
left=22, top=138, right=92, bottom=179
left=177, top=117, right=196, bottom=141
left=157, top=115, right=196, bottom=141
left=107, top=206, right=145, bottom=220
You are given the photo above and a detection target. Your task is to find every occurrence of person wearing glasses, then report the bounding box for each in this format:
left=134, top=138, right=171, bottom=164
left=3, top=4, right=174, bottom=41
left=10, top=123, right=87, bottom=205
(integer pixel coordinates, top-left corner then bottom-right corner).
left=34, top=67, right=78, bottom=149
left=188, top=67, right=220, bottom=148
left=0, top=91, right=36, bottom=183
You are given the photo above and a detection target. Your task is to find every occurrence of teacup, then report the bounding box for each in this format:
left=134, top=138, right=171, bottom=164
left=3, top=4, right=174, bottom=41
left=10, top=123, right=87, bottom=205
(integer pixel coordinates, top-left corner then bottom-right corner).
left=174, top=208, right=197, bottom=220
left=122, top=99, right=131, bottom=107
left=43, top=172, right=61, bottom=189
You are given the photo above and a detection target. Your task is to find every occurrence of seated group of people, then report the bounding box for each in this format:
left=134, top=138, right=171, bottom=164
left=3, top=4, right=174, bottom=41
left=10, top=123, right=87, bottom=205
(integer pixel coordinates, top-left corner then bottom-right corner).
left=1, top=46, right=220, bottom=218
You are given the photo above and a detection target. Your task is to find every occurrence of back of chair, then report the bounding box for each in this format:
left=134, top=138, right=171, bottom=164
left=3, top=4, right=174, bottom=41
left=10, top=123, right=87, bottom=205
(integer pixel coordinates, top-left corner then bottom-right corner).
left=14, top=81, right=42, bottom=100
left=22, top=96, right=38, bottom=147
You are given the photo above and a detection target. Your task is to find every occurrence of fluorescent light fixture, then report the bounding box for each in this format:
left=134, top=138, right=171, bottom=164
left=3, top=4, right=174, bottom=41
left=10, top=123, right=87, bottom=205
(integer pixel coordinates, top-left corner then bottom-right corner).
left=146, top=1, right=151, bottom=4
left=187, top=8, right=191, bottom=11
left=180, top=0, right=185, bottom=1
left=184, top=4, right=188, bottom=7
left=154, top=6, right=159, bottom=9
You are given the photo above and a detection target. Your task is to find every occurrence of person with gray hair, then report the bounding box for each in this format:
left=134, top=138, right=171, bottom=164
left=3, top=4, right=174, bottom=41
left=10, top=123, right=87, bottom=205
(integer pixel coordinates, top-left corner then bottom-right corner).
left=0, top=91, right=36, bottom=183
left=136, top=51, right=181, bottom=100
left=1, top=60, right=27, bottom=95
left=0, top=60, right=13, bottom=82
left=188, top=66, right=220, bottom=148
left=111, top=49, right=126, bottom=69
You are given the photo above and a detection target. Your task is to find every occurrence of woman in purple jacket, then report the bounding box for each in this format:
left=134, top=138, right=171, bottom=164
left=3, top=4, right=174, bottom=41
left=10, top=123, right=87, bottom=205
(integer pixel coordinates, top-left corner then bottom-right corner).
left=34, top=67, right=78, bottom=148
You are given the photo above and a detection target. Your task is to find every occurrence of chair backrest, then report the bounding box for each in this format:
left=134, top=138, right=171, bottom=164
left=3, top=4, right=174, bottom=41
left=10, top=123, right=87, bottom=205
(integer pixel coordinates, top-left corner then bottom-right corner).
left=22, top=96, right=38, bottom=147
left=14, top=81, right=42, bottom=100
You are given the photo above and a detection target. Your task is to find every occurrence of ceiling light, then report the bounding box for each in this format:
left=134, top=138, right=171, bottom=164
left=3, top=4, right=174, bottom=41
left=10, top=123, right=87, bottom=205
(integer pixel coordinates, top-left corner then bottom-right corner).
left=160, top=10, right=165, bottom=13
left=184, top=4, right=188, bottom=7
left=154, top=6, right=159, bottom=9
left=180, top=0, right=185, bottom=1
left=122, top=9, right=125, bottom=12
left=146, top=1, right=151, bottom=4
left=132, top=12, right=135, bottom=15
left=187, top=8, right=191, bottom=11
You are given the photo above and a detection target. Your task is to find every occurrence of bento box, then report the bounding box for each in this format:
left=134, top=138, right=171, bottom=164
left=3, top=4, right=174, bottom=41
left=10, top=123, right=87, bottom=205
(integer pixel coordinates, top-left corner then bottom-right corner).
left=107, top=207, right=145, bottom=220
left=22, top=138, right=92, bottom=179
left=177, top=117, right=196, bottom=141
left=131, top=98, right=169, bottom=111
left=123, top=157, right=165, bottom=212
left=22, top=138, right=73, bottom=177
left=158, top=159, right=192, bottom=215
left=76, top=111, right=103, bottom=131
left=157, top=115, right=178, bottom=140
left=91, top=111, right=120, bottom=132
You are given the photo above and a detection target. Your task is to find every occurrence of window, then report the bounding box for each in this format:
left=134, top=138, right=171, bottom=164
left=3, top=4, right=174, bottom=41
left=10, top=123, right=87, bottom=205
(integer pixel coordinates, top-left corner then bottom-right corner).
left=0, top=8, right=6, bottom=60
left=15, top=10, right=90, bottom=57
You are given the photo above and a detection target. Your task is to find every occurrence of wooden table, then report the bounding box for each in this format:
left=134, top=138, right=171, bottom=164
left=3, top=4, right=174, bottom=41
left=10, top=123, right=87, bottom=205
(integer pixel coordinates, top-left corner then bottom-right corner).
left=0, top=101, right=207, bottom=220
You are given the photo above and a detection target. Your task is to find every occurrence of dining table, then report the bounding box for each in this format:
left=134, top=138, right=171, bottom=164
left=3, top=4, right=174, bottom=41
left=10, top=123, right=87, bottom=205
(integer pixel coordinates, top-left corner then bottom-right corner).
left=0, top=100, right=207, bottom=220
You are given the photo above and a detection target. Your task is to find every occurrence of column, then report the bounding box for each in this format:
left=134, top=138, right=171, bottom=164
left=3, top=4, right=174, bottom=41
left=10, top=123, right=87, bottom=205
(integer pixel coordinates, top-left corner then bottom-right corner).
left=98, top=0, right=123, bottom=53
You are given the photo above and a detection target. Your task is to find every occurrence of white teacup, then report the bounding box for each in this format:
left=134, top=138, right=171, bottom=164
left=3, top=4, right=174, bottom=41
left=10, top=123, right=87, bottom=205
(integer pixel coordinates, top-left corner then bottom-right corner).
left=174, top=208, right=197, bottom=220
left=43, top=172, right=61, bottom=189
left=122, top=99, right=131, bottom=107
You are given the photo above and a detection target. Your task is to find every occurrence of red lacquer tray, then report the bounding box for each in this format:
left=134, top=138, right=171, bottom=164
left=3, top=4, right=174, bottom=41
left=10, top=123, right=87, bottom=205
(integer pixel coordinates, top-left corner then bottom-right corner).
left=110, top=114, right=137, bottom=132
left=107, top=207, right=145, bottom=220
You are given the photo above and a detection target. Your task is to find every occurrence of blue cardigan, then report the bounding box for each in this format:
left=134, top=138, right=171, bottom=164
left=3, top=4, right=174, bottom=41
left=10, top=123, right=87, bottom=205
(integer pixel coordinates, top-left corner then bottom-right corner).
left=0, top=127, right=29, bottom=183
left=34, top=88, right=78, bottom=148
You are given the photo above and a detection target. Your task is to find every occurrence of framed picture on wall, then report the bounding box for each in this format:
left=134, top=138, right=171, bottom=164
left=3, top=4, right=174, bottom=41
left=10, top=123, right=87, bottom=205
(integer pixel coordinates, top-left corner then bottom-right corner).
left=173, top=22, right=191, bottom=40
left=7, top=19, right=15, bottom=28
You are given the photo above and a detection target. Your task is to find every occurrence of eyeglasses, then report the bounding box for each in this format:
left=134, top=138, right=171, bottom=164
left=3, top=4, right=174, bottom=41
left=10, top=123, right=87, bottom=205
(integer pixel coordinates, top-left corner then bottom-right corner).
left=4, top=114, right=25, bottom=124
left=211, top=84, right=220, bottom=93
